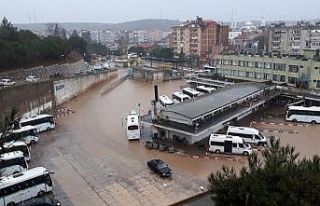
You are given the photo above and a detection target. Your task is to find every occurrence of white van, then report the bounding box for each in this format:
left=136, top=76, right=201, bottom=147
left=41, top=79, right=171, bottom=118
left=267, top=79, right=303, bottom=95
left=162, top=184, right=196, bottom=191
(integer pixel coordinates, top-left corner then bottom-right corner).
left=0, top=151, right=28, bottom=176
left=226, top=126, right=267, bottom=146
left=208, top=134, right=252, bottom=156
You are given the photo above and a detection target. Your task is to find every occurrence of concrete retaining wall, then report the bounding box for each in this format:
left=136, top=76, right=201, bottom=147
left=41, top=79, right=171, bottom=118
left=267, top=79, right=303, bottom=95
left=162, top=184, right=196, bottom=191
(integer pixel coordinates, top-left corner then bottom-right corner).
left=54, top=70, right=117, bottom=105
left=0, top=60, right=87, bottom=81
left=0, top=81, right=55, bottom=122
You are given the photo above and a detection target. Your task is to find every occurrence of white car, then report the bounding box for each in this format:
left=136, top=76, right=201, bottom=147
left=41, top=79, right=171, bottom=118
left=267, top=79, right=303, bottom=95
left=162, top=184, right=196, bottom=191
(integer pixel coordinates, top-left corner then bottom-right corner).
left=26, top=75, right=39, bottom=83
left=0, top=78, right=15, bottom=86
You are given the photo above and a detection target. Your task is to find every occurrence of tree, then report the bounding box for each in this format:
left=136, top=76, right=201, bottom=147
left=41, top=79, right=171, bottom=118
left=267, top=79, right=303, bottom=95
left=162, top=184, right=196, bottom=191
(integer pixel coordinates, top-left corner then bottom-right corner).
left=208, top=137, right=320, bottom=206
left=68, top=34, right=87, bottom=55
left=0, top=17, right=18, bottom=41
left=150, top=46, right=174, bottom=60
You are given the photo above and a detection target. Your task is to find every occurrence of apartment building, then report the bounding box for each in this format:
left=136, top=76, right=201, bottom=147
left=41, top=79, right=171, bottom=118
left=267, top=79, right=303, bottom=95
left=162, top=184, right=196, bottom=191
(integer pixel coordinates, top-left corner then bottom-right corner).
left=170, top=17, right=229, bottom=63
left=215, top=49, right=320, bottom=90
left=268, top=22, right=320, bottom=55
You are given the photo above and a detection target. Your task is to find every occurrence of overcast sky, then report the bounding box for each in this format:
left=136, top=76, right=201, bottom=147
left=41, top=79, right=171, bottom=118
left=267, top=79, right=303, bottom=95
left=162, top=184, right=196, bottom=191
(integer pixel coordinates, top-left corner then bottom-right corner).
left=1, top=0, right=319, bottom=24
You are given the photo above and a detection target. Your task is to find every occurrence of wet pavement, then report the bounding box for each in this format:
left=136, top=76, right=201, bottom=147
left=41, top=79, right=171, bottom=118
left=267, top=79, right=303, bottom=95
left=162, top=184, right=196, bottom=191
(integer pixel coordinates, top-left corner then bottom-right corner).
left=27, top=73, right=320, bottom=205
left=28, top=76, right=245, bottom=206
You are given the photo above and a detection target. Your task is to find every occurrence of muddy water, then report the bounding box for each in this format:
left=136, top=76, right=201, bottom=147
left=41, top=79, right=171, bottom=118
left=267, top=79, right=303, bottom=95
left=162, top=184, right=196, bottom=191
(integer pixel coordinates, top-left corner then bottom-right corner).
left=58, top=78, right=245, bottom=179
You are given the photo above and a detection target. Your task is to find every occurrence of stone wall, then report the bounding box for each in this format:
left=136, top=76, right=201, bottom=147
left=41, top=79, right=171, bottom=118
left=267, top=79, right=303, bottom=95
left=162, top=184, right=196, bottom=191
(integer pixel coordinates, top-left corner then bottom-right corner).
left=0, top=60, right=87, bottom=81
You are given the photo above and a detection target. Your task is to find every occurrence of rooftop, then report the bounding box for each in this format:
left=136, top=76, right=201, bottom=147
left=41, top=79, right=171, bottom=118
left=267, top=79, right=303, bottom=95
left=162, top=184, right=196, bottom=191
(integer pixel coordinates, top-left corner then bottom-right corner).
left=161, top=83, right=267, bottom=120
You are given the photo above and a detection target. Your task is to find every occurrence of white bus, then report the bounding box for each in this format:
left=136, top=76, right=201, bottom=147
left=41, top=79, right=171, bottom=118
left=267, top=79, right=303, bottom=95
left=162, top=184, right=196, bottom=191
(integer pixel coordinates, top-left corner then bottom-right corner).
left=208, top=134, right=252, bottom=156
left=172, top=92, right=191, bottom=103
left=286, top=106, right=320, bottom=124
left=20, top=114, right=55, bottom=133
left=0, top=151, right=28, bottom=176
left=0, top=167, right=53, bottom=206
left=182, top=87, right=202, bottom=98
left=227, top=126, right=267, bottom=146
left=159, top=95, right=174, bottom=107
left=1, top=142, right=31, bottom=162
left=196, top=86, right=216, bottom=94
left=127, top=111, right=140, bottom=140
left=10, top=126, right=39, bottom=145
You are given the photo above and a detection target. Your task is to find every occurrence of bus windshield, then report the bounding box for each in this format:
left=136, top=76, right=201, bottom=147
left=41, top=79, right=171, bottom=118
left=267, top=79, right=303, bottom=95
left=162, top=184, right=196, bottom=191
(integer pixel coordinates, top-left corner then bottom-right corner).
left=128, top=125, right=139, bottom=130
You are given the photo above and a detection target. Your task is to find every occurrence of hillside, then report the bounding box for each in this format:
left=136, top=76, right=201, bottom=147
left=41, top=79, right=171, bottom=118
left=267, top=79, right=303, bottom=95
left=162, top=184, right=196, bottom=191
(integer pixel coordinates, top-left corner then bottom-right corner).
left=15, top=19, right=181, bottom=32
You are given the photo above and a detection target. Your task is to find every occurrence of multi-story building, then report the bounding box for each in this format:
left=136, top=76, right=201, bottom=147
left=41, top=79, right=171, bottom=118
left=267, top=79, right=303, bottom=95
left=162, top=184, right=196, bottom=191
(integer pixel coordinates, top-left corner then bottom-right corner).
left=268, top=22, right=320, bottom=55
left=215, top=49, right=320, bottom=90
left=170, top=17, right=229, bottom=63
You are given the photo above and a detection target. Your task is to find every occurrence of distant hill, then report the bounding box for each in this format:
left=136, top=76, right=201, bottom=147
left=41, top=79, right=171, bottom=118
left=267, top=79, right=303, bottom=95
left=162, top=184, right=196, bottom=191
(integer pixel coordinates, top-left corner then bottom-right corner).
left=15, top=19, right=181, bottom=32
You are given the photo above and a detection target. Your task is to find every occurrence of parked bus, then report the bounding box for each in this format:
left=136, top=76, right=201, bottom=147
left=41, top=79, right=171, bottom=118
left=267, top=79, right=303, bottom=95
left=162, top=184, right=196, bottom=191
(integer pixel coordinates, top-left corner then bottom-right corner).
left=286, top=106, right=320, bottom=124
left=8, top=126, right=39, bottom=145
left=226, top=126, right=267, bottom=146
left=172, top=92, right=190, bottom=103
left=159, top=95, right=174, bottom=107
left=0, top=167, right=53, bottom=206
left=196, top=86, right=216, bottom=94
left=1, top=141, right=31, bottom=162
left=182, top=87, right=202, bottom=98
left=20, top=114, right=55, bottom=133
left=126, top=111, right=140, bottom=140
left=0, top=151, right=28, bottom=176
left=208, top=134, right=252, bottom=156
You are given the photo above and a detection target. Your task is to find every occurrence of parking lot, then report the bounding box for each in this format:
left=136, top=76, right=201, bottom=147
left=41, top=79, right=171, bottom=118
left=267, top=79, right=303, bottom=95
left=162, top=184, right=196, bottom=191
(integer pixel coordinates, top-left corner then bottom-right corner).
left=27, top=79, right=247, bottom=206
left=27, top=78, right=320, bottom=206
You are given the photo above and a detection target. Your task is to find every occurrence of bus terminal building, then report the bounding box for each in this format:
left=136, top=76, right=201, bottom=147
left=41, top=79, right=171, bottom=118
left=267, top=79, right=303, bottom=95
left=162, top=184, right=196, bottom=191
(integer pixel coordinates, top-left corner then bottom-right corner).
left=149, top=82, right=276, bottom=144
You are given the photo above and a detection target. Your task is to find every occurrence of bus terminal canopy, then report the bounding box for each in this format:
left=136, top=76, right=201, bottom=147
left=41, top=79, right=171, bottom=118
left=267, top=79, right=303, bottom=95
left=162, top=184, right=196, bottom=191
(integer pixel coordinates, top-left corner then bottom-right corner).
left=160, top=83, right=268, bottom=123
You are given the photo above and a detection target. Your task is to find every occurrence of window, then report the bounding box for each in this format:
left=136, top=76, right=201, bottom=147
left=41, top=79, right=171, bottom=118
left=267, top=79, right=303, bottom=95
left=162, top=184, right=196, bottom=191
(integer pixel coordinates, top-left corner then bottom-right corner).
left=317, top=80, right=320, bottom=88
left=289, top=65, right=299, bottom=73
left=254, top=135, right=261, bottom=140
left=288, top=77, right=297, bottom=85
left=232, top=70, right=238, bottom=76
left=274, top=63, right=286, bottom=71
left=264, top=62, right=272, bottom=69
left=210, top=141, right=224, bottom=146
left=239, top=71, right=245, bottom=77
left=273, top=74, right=278, bottom=81
left=232, top=143, right=237, bottom=148
left=247, top=61, right=253, bottom=67
left=239, top=144, right=244, bottom=148
left=280, top=75, right=286, bottom=82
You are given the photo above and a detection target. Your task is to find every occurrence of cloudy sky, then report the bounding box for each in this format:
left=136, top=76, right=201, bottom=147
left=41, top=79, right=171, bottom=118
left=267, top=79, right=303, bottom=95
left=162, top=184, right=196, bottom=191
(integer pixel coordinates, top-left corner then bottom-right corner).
left=1, top=0, right=319, bottom=23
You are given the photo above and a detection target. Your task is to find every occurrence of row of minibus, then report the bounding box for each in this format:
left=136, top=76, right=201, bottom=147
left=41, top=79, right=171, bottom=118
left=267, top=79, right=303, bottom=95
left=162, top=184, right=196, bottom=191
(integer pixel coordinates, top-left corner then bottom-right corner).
left=159, top=85, right=216, bottom=107
left=208, top=126, right=268, bottom=156
left=0, top=114, right=57, bottom=206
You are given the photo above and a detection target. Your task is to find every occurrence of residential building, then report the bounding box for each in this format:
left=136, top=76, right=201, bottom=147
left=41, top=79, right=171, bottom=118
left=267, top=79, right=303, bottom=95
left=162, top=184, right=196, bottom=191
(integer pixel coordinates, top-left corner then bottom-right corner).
left=215, top=49, right=320, bottom=90
left=170, top=17, right=229, bottom=63
left=268, top=22, right=320, bottom=55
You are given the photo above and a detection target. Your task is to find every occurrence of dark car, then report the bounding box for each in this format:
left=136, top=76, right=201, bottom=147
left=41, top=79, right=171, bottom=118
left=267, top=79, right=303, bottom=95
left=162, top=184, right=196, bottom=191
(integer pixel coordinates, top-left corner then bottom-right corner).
left=147, top=159, right=172, bottom=178
left=21, top=197, right=61, bottom=206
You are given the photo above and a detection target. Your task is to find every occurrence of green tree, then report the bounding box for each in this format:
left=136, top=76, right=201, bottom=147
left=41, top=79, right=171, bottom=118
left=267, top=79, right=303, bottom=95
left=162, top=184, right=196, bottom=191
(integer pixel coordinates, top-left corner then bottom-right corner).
left=208, top=137, right=320, bottom=206
left=68, top=33, right=87, bottom=55
left=150, top=46, right=174, bottom=59
left=0, top=17, right=18, bottom=41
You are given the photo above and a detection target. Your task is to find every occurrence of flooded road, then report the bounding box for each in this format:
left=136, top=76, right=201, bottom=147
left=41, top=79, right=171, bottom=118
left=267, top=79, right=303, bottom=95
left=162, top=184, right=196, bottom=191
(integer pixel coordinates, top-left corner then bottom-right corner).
left=30, top=76, right=245, bottom=206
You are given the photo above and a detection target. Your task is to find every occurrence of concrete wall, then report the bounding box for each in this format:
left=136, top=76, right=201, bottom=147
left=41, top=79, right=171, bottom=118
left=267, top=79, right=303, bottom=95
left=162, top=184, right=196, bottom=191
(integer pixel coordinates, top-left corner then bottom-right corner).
left=54, top=70, right=117, bottom=105
left=0, top=81, right=55, bottom=122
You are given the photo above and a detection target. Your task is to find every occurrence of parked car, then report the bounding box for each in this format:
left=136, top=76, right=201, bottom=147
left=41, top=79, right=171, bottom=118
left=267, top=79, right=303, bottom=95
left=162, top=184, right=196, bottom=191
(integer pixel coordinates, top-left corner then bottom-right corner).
left=26, top=75, right=39, bottom=83
left=0, top=78, right=15, bottom=86
left=147, top=159, right=172, bottom=178
left=20, top=197, right=61, bottom=206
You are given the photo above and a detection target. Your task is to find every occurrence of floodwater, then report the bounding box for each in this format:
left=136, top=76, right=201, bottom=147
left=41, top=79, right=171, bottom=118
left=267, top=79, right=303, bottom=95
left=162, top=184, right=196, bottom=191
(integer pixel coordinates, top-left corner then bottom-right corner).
left=31, top=75, right=246, bottom=206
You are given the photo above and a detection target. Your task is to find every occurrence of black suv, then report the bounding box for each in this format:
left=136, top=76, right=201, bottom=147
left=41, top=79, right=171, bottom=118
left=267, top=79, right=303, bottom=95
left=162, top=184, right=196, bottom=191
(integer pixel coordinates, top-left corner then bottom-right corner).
left=147, top=159, right=172, bottom=178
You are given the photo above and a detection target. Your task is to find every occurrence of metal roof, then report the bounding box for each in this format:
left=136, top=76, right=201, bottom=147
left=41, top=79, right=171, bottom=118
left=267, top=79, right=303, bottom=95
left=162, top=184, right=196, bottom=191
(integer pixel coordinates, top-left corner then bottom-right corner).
left=161, top=83, right=267, bottom=120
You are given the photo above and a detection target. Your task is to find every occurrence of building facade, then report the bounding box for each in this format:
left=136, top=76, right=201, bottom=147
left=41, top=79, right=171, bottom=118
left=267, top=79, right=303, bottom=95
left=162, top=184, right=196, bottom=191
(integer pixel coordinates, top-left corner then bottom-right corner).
left=215, top=49, right=320, bottom=90
left=170, top=17, right=229, bottom=63
left=268, top=23, right=320, bottom=55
